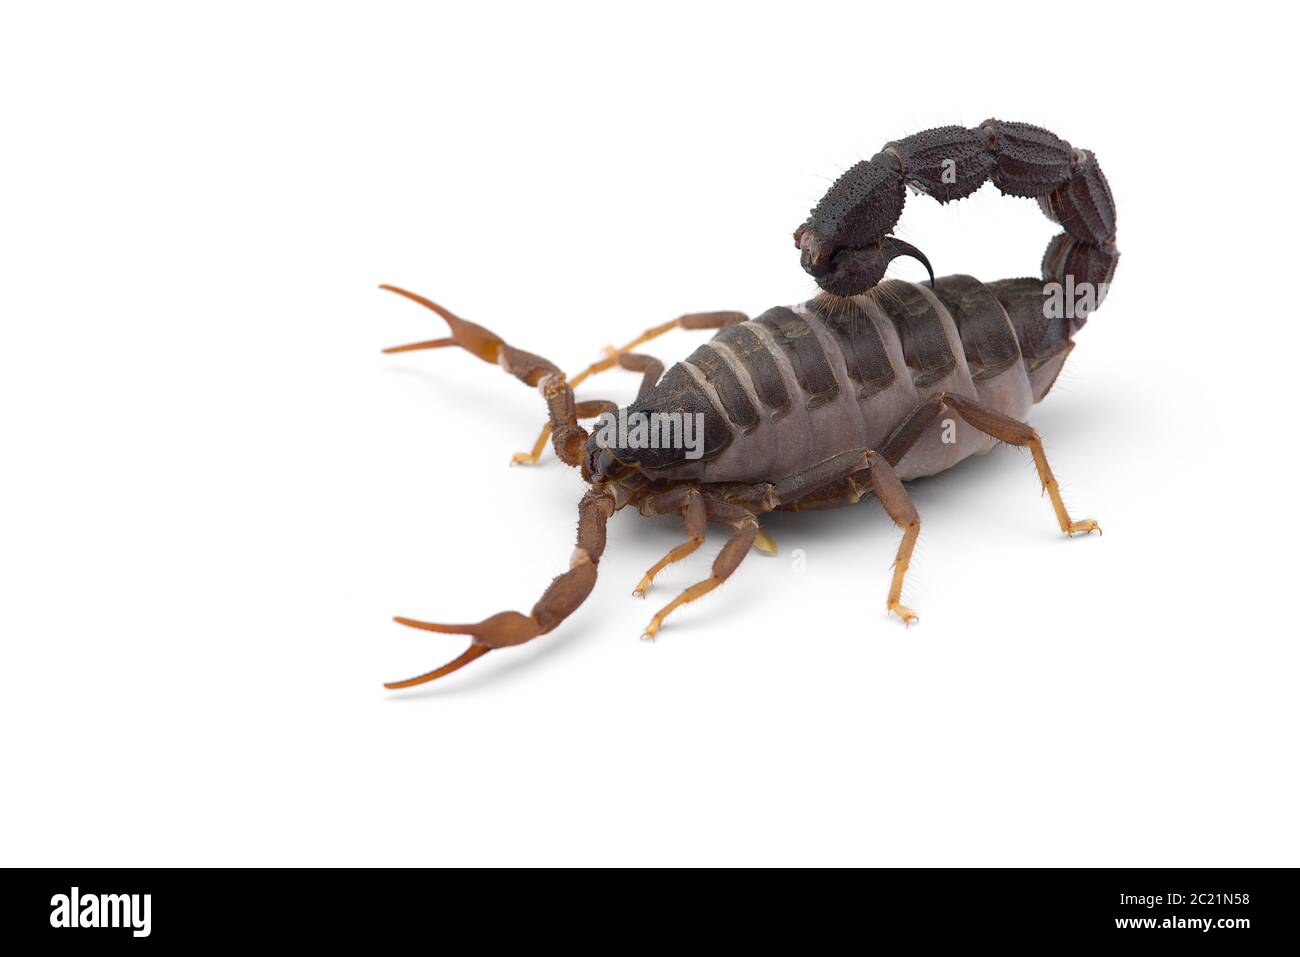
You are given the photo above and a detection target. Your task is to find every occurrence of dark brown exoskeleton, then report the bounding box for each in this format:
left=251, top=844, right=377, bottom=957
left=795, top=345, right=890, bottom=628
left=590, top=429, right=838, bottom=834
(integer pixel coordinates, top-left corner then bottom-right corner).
left=380, top=119, right=1117, bottom=688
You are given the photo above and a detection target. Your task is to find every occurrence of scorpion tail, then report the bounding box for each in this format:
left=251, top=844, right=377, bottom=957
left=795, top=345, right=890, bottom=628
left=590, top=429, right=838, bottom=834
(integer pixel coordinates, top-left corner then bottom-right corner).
left=379, top=284, right=592, bottom=467
left=798, top=122, right=1118, bottom=310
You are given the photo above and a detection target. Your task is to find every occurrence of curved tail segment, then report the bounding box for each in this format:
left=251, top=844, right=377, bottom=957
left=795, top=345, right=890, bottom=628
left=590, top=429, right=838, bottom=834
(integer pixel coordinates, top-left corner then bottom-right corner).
left=796, top=120, right=1118, bottom=316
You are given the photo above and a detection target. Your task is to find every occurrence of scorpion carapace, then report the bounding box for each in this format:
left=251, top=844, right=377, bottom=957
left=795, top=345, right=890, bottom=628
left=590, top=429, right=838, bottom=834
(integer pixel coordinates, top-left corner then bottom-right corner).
left=380, top=119, right=1117, bottom=689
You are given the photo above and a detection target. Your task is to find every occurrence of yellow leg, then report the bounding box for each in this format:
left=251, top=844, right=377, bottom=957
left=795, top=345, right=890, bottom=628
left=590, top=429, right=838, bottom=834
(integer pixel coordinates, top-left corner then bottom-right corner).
left=885, top=523, right=920, bottom=625
left=860, top=451, right=921, bottom=626
left=643, top=579, right=725, bottom=641
left=633, top=540, right=704, bottom=598
left=512, top=424, right=553, bottom=466
left=642, top=514, right=756, bottom=640
left=940, top=393, right=1101, bottom=537
left=633, top=490, right=706, bottom=598
left=1029, top=443, right=1101, bottom=536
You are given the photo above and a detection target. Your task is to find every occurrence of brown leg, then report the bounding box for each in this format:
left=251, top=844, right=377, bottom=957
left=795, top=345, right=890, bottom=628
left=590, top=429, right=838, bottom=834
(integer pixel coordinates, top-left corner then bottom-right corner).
left=514, top=311, right=746, bottom=464
left=617, top=352, right=666, bottom=400
left=879, top=397, right=945, bottom=467
left=641, top=500, right=757, bottom=641
left=940, top=393, right=1100, bottom=536
left=697, top=481, right=780, bottom=554
left=385, top=486, right=616, bottom=689
left=574, top=399, right=618, bottom=419
left=774, top=448, right=883, bottom=504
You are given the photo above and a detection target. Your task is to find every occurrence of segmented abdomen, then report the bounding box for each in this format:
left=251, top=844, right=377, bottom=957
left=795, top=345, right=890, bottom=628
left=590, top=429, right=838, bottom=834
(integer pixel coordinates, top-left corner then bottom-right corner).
left=648, top=275, right=1077, bottom=485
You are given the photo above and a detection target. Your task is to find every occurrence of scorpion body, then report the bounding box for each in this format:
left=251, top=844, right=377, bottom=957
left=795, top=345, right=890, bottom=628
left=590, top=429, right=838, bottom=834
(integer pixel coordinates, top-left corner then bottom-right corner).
left=380, top=119, right=1118, bottom=688
left=608, top=276, right=1070, bottom=491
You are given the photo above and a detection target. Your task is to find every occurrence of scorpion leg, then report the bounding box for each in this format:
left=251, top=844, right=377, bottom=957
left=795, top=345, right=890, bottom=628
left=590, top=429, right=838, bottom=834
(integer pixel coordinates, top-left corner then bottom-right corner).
left=779, top=451, right=921, bottom=624
left=386, top=486, right=616, bottom=689
left=697, top=481, right=780, bottom=555
left=513, top=311, right=745, bottom=464
left=862, top=452, right=922, bottom=625
left=617, top=352, right=666, bottom=400
left=574, top=399, right=618, bottom=419
left=641, top=500, right=757, bottom=641
left=379, top=284, right=591, bottom=466
left=632, top=486, right=706, bottom=598
left=569, top=312, right=745, bottom=390
left=881, top=392, right=1099, bottom=536
left=753, top=527, right=777, bottom=554
left=938, top=393, right=1100, bottom=536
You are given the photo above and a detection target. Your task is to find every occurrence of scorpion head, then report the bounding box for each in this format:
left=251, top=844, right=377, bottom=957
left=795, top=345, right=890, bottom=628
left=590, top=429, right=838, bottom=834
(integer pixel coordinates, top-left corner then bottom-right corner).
left=583, top=364, right=727, bottom=485
left=796, top=226, right=934, bottom=297
left=584, top=441, right=638, bottom=484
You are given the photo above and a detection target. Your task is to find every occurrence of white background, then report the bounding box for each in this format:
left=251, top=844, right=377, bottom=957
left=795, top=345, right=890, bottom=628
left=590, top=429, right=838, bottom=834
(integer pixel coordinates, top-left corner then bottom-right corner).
left=2, top=2, right=1296, bottom=867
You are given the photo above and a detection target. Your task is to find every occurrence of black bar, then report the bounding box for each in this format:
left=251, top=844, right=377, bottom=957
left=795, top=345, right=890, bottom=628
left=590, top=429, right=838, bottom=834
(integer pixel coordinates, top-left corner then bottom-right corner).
left=3, top=867, right=1296, bottom=946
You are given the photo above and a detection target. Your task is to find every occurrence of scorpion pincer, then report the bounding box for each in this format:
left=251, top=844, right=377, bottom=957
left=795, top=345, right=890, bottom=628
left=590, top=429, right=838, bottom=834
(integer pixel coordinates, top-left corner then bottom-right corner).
left=379, top=119, right=1117, bottom=688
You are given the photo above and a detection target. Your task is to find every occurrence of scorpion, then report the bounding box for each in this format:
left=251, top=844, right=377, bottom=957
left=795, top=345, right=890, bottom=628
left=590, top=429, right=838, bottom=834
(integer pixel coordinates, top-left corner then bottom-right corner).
left=380, top=119, right=1118, bottom=689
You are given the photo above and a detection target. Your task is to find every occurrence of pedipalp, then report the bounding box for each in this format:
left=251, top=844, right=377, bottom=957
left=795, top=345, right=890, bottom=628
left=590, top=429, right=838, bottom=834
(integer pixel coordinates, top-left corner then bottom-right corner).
left=512, top=311, right=746, bottom=465
left=385, top=486, right=615, bottom=689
